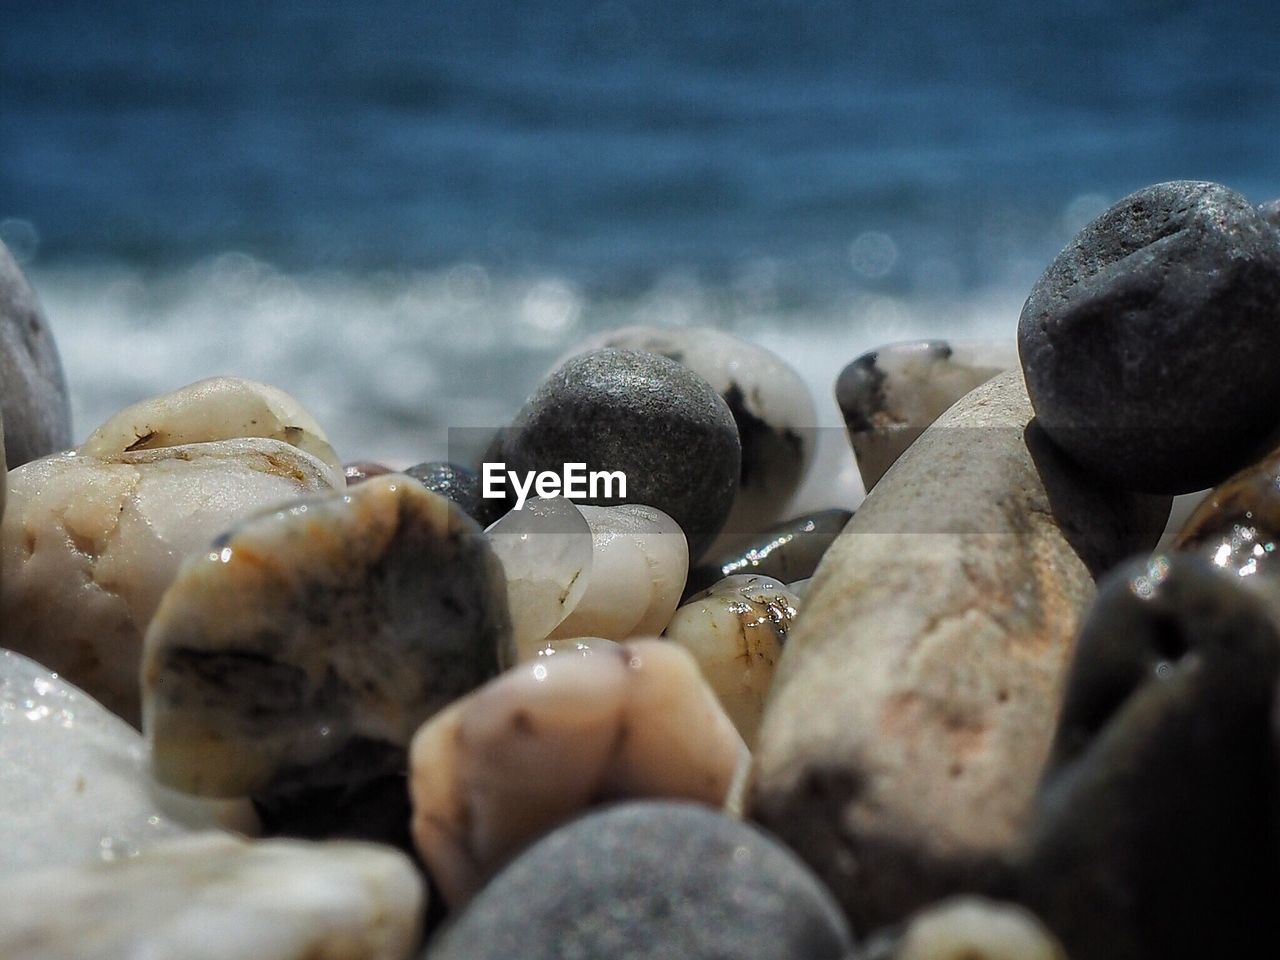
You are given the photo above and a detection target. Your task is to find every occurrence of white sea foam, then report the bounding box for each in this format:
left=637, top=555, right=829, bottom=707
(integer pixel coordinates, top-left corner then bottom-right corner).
left=31, top=254, right=1026, bottom=470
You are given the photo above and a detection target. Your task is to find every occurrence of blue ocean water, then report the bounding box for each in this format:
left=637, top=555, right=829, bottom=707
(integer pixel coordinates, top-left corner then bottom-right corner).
left=2, top=0, right=1279, bottom=466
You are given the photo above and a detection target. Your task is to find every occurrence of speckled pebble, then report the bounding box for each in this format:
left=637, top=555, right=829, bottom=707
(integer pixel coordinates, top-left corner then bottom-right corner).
left=501, top=348, right=741, bottom=557
left=1019, top=180, right=1280, bottom=493
left=425, top=802, right=853, bottom=960
left=405, top=460, right=506, bottom=527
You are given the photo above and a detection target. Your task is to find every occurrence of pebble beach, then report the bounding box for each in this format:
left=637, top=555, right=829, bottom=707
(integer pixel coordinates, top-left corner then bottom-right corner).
left=6, top=3, right=1280, bottom=958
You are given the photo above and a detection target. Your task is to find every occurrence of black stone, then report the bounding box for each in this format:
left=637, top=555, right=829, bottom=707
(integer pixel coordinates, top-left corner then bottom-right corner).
left=1018, top=180, right=1280, bottom=494
left=1019, top=554, right=1280, bottom=960
left=0, top=239, right=72, bottom=466
left=501, top=349, right=741, bottom=557
left=685, top=508, right=852, bottom=597
left=426, top=801, right=854, bottom=960
left=405, top=461, right=506, bottom=528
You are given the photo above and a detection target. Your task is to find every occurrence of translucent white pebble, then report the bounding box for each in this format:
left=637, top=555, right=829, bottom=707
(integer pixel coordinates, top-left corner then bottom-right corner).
left=409, top=638, right=748, bottom=907
left=79, top=375, right=344, bottom=481
left=544, top=503, right=688, bottom=647
left=486, top=497, right=593, bottom=665
left=897, top=897, right=1066, bottom=960
left=0, top=439, right=340, bottom=725
left=0, top=832, right=424, bottom=960
left=0, top=649, right=254, bottom=873
left=663, top=574, right=801, bottom=748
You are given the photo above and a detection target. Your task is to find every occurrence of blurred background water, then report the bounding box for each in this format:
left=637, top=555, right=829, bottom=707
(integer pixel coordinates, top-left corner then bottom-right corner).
left=2, top=0, right=1278, bottom=463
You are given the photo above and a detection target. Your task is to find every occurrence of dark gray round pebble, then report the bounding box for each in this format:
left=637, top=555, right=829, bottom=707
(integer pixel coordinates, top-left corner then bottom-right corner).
left=685, top=508, right=851, bottom=597
left=1018, top=180, right=1280, bottom=494
left=405, top=461, right=506, bottom=528
left=501, top=349, right=741, bottom=557
left=427, top=801, right=854, bottom=960
left=1021, top=553, right=1280, bottom=959
left=0, top=239, right=72, bottom=466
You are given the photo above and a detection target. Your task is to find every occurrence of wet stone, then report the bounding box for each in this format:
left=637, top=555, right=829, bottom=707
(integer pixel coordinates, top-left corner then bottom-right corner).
left=405, top=460, right=506, bottom=527
left=143, top=474, right=509, bottom=806
left=486, top=496, right=594, bottom=664
left=564, top=325, right=816, bottom=533
left=1019, top=180, right=1280, bottom=494
left=0, top=832, right=424, bottom=960
left=664, top=574, right=800, bottom=748
left=0, top=438, right=341, bottom=725
left=344, top=460, right=394, bottom=485
left=1020, top=554, right=1280, bottom=960
left=1172, top=444, right=1280, bottom=579
left=544, top=503, right=688, bottom=647
left=0, top=649, right=252, bottom=872
left=0, top=238, right=72, bottom=467
left=501, top=348, right=741, bottom=558
left=685, top=508, right=851, bottom=597
left=425, top=801, right=852, bottom=960
left=836, top=339, right=1012, bottom=491
left=409, top=638, right=747, bottom=907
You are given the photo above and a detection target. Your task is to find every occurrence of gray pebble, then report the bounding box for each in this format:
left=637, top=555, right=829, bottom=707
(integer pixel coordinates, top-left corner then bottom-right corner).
left=685, top=508, right=851, bottom=597
left=565, top=325, right=816, bottom=533
left=502, top=349, right=741, bottom=557
left=1020, top=554, right=1280, bottom=959
left=0, top=239, right=71, bottom=466
left=426, top=801, right=853, bottom=960
left=1018, top=180, right=1280, bottom=494
left=406, top=460, right=505, bottom=528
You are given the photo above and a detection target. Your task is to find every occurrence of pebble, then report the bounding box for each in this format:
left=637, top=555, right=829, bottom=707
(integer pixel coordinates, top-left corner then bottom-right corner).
left=425, top=801, right=853, bottom=960
left=485, top=496, right=594, bottom=664
left=344, top=460, right=394, bottom=484
left=0, top=438, right=341, bottom=725
left=664, top=574, right=800, bottom=747
left=500, top=348, right=741, bottom=557
left=79, top=375, right=344, bottom=479
left=0, top=832, right=424, bottom=960
left=143, top=475, right=509, bottom=803
left=544, top=503, right=688, bottom=645
left=0, top=649, right=253, bottom=872
left=563, top=325, right=816, bottom=532
left=0, top=239, right=72, bottom=467
left=869, top=897, right=1065, bottom=960
left=685, top=507, right=851, bottom=596
left=1020, top=554, right=1280, bottom=959
left=409, top=639, right=747, bottom=906
left=836, top=339, right=1013, bottom=490
left=406, top=460, right=506, bottom=527
left=752, top=370, right=1171, bottom=929
left=1019, top=180, right=1280, bottom=493
left=1172, top=445, right=1280, bottom=578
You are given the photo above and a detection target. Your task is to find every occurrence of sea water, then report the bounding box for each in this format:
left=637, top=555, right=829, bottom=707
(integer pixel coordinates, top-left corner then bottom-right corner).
left=3, top=0, right=1278, bottom=464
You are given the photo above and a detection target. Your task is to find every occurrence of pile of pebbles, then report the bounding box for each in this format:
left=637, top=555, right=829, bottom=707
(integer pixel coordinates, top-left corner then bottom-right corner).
left=3, top=179, right=1280, bottom=959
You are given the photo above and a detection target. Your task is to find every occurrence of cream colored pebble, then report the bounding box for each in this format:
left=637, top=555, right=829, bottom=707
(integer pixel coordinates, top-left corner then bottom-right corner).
left=80, top=375, right=343, bottom=480
left=409, top=638, right=746, bottom=907
left=664, top=574, right=800, bottom=748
